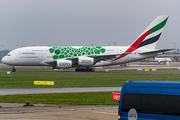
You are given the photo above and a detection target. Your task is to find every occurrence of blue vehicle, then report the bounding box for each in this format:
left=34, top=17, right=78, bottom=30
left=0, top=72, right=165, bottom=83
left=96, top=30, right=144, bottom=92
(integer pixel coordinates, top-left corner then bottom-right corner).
left=118, top=81, right=180, bottom=120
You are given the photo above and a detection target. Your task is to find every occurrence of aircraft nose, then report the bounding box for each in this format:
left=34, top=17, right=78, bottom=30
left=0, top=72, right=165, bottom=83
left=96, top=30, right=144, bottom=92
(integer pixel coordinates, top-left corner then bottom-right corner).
left=2, top=56, right=6, bottom=64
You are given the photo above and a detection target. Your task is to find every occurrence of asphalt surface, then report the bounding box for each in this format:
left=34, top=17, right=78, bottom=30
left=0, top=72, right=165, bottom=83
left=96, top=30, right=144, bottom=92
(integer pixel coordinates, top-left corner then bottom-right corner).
left=0, top=104, right=118, bottom=120
left=0, top=87, right=121, bottom=95
left=1, top=70, right=180, bottom=74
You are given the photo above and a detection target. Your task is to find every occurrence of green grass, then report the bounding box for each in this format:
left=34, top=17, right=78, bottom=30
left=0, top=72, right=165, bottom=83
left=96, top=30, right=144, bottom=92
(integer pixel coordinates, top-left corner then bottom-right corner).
left=1, top=67, right=180, bottom=105
left=109, top=69, right=137, bottom=72
left=157, top=68, right=178, bottom=71
left=0, top=73, right=123, bottom=88
left=1, top=73, right=180, bottom=88
left=0, top=92, right=119, bottom=105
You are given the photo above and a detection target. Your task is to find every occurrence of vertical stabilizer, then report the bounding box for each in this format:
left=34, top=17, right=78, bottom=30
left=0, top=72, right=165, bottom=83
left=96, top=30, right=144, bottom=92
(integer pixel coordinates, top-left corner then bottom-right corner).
left=131, top=15, right=169, bottom=50
left=113, top=16, right=169, bottom=61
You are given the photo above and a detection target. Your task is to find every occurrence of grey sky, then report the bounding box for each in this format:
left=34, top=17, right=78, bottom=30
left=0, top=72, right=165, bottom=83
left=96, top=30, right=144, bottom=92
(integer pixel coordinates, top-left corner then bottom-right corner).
left=0, top=0, right=179, bottom=50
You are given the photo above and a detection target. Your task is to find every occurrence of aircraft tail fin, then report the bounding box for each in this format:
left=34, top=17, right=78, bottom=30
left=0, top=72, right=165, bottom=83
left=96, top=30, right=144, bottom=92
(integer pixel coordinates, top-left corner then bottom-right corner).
left=129, top=15, right=169, bottom=50
left=113, top=16, right=169, bottom=62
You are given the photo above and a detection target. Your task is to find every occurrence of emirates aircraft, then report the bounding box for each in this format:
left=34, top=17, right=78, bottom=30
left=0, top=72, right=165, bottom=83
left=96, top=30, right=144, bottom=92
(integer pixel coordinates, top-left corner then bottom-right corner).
left=2, top=15, right=172, bottom=72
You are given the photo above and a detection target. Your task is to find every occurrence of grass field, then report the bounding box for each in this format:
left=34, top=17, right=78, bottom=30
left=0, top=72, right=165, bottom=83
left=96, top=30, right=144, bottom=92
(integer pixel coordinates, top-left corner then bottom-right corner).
left=0, top=73, right=180, bottom=88
left=0, top=92, right=119, bottom=105
left=1, top=67, right=180, bottom=105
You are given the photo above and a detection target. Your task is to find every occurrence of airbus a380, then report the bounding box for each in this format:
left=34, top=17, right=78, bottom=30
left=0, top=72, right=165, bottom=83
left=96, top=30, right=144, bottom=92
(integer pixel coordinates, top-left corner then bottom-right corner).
left=2, top=15, right=172, bottom=72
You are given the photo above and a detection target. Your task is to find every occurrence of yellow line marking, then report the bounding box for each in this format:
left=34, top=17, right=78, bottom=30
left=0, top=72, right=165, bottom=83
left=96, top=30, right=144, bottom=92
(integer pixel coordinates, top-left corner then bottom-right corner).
left=69, top=109, right=117, bottom=115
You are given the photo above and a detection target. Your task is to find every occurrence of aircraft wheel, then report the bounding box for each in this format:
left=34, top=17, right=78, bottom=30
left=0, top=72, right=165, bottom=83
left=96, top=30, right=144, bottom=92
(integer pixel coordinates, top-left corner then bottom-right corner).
left=11, top=68, right=16, bottom=72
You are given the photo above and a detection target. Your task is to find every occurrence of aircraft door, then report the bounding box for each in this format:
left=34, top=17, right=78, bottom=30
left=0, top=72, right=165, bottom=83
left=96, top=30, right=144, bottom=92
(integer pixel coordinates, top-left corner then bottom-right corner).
left=115, top=48, right=120, bottom=53
left=39, top=53, right=43, bottom=60
left=15, top=54, right=19, bottom=61
left=38, top=52, right=45, bottom=60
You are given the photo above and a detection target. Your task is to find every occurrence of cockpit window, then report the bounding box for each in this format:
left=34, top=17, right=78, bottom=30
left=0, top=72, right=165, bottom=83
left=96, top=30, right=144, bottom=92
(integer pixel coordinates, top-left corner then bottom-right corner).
left=7, top=54, right=11, bottom=56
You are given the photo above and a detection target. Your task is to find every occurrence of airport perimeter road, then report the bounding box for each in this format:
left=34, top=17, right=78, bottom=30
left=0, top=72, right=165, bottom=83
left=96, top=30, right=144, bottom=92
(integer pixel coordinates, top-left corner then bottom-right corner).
left=0, top=87, right=121, bottom=95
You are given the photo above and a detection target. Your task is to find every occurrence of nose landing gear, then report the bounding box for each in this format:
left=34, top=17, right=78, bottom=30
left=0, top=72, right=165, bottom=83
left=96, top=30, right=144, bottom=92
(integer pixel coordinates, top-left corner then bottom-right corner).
left=11, top=66, right=16, bottom=72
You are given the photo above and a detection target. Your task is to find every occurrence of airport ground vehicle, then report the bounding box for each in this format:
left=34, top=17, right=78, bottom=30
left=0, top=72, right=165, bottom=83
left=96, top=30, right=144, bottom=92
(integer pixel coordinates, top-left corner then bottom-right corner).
left=118, top=81, right=180, bottom=120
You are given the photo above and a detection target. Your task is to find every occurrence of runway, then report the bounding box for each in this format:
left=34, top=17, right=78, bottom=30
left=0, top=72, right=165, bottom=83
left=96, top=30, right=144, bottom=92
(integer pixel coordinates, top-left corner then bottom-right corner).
left=0, top=87, right=121, bottom=95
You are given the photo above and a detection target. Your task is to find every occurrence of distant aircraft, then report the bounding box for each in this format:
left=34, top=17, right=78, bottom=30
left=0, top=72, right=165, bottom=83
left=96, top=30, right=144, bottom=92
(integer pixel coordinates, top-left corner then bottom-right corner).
left=2, top=15, right=172, bottom=72
left=154, top=57, right=172, bottom=64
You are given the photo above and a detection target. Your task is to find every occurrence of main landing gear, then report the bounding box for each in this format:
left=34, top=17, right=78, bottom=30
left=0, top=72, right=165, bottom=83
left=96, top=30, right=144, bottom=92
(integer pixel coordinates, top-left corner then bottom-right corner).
left=75, top=67, right=95, bottom=72
left=11, top=66, right=16, bottom=72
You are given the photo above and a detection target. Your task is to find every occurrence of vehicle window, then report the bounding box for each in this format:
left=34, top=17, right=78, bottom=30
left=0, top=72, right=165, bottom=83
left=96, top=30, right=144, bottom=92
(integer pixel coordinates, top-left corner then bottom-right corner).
left=121, top=93, right=180, bottom=116
left=166, top=95, right=180, bottom=116
left=121, top=93, right=142, bottom=113
left=7, top=54, right=11, bottom=56
left=141, top=94, right=165, bottom=114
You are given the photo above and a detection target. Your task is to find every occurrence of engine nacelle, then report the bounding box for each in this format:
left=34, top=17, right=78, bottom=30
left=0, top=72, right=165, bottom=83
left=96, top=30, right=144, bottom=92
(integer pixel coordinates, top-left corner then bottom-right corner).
left=78, top=56, right=94, bottom=66
left=56, top=59, right=72, bottom=68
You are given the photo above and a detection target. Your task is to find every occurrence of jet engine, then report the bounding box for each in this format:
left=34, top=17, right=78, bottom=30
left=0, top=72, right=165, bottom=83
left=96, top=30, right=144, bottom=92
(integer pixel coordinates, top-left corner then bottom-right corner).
left=56, top=59, right=72, bottom=68
left=78, top=56, right=94, bottom=66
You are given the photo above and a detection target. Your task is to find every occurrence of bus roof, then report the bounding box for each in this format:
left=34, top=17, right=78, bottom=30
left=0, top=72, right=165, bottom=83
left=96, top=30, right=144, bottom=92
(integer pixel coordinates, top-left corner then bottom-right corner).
left=122, top=81, right=180, bottom=95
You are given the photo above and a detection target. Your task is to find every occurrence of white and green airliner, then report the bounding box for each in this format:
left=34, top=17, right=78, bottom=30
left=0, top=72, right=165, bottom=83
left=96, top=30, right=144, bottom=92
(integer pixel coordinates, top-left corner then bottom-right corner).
left=2, top=15, right=172, bottom=72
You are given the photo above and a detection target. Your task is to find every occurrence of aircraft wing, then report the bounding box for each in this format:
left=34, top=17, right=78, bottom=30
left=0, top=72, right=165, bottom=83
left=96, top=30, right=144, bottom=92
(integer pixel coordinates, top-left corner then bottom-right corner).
left=139, top=49, right=173, bottom=55
left=45, top=53, right=131, bottom=66
left=88, top=54, right=122, bottom=61
left=67, top=53, right=132, bottom=62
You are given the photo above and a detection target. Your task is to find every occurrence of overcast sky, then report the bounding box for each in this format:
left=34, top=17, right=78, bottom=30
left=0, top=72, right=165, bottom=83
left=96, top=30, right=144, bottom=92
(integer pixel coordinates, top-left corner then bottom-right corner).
left=0, top=0, right=180, bottom=50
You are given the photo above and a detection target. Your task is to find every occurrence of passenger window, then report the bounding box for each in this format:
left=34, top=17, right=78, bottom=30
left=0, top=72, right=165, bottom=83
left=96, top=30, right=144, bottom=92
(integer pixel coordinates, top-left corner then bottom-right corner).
left=121, top=93, right=142, bottom=113
left=121, top=93, right=180, bottom=116
left=166, top=95, right=180, bottom=116
left=141, top=94, right=165, bottom=114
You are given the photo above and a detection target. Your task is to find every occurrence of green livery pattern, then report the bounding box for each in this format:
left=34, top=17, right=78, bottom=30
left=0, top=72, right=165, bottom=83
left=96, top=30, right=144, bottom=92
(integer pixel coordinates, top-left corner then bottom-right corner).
left=49, top=46, right=106, bottom=59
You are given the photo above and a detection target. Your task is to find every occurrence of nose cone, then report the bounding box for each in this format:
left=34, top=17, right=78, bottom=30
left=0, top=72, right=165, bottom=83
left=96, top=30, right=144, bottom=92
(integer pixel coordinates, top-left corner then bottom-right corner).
left=2, top=56, right=6, bottom=64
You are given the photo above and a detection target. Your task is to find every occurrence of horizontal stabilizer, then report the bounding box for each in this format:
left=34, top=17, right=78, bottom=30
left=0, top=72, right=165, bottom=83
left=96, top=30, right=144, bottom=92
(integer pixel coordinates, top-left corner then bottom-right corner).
left=139, top=49, right=173, bottom=54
